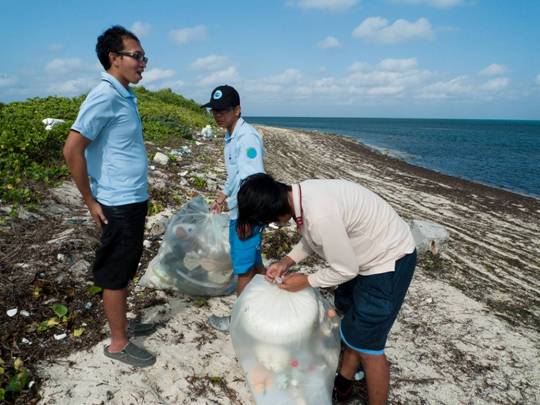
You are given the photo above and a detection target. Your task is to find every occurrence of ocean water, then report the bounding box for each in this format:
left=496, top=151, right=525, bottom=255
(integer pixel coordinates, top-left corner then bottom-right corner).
left=247, top=117, right=540, bottom=198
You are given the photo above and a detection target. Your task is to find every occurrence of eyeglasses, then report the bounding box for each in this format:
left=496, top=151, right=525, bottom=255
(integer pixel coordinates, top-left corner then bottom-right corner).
left=116, top=51, right=148, bottom=64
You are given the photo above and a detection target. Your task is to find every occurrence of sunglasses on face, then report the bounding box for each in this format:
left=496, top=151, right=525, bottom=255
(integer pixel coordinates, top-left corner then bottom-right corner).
left=115, top=51, right=148, bottom=64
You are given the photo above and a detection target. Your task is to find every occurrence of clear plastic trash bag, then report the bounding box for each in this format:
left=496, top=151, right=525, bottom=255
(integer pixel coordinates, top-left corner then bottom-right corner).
left=408, top=219, right=449, bottom=255
left=139, top=196, right=236, bottom=296
left=231, top=275, right=340, bottom=405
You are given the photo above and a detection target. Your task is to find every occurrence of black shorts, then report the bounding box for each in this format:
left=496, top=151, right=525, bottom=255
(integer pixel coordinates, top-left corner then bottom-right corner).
left=335, top=250, right=417, bottom=354
left=92, top=200, right=148, bottom=290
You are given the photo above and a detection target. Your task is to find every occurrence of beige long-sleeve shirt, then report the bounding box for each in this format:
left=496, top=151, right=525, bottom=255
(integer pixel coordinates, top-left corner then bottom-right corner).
left=287, top=180, right=416, bottom=288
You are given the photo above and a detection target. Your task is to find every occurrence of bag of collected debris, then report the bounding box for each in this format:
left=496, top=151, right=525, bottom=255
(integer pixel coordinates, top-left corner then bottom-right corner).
left=231, top=275, right=340, bottom=405
left=139, top=196, right=236, bottom=296
left=408, top=219, right=449, bottom=255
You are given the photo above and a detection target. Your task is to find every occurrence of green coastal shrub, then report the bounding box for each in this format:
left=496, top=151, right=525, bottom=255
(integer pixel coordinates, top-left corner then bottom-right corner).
left=0, top=87, right=213, bottom=206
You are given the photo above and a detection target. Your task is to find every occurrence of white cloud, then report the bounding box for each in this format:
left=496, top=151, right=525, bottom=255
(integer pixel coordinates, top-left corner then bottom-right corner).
left=480, top=77, right=509, bottom=92
left=366, top=85, right=405, bottom=95
left=419, top=75, right=511, bottom=99
left=480, top=63, right=508, bottom=76
left=267, top=69, right=302, bottom=84
left=289, top=0, right=358, bottom=11
left=190, top=55, right=230, bottom=71
left=285, top=58, right=431, bottom=101
left=377, top=58, right=418, bottom=71
left=352, top=17, right=434, bottom=44
left=48, top=43, right=64, bottom=52
left=419, top=76, right=472, bottom=99
left=198, top=66, right=239, bottom=86
left=170, top=25, right=208, bottom=45
left=45, top=58, right=84, bottom=75
left=159, top=80, right=185, bottom=91
left=131, top=21, right=151, bottom=38
left=140, top=68, right=175, bottom=85
left=393, top=0, right=463, bottom=8
left=0, top=74, right=17, bottom=88
left=317, top=36, right=342, bottom=49
left=48, top=78, right=92, bottom=95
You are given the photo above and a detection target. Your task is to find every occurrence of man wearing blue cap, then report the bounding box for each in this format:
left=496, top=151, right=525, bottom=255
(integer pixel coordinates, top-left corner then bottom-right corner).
left=202, top=85, right=266, bottom=331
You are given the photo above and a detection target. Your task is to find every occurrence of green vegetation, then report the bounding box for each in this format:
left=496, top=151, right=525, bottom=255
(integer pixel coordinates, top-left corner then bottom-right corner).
left=0, top=87, right=213, bottom=206
left=190, top=176, right=208, bottom=190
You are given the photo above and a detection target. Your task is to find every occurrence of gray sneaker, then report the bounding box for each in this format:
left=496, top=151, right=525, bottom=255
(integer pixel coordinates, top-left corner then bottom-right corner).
left=127, top=321, right=156, bottom=337
left=104, top=341, right=156, bottom=368
left=208, top=314, right=231, bottom=332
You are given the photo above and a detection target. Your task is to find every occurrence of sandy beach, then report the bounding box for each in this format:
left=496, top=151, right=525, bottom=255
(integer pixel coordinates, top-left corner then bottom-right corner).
left=3, top=125, right=538, bottom=404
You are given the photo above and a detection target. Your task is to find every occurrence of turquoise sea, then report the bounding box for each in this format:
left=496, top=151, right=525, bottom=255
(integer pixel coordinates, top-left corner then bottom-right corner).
left=247, top=117, right=540, bottom=198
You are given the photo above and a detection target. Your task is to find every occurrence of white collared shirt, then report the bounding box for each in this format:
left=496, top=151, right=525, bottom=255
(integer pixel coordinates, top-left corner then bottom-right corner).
left=287, top=180, right=416, bottom=288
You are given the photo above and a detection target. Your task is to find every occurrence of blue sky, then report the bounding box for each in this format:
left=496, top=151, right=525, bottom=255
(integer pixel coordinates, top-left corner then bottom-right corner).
left=1, top=0, right=539, bottom=119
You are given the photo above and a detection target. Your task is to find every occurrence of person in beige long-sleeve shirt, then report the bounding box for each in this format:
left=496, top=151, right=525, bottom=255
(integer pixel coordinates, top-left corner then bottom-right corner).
left=236, top=173, right=417, bottom=405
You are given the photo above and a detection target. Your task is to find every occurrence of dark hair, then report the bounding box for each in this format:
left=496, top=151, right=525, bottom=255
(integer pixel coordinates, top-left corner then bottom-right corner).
left=96, top=25, right=140, bottom=70
left=237, top=173, right=292, bottom=239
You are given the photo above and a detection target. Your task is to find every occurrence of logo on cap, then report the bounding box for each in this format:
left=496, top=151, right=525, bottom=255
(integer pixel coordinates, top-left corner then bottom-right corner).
left=213, top=90, right=223, bottom=100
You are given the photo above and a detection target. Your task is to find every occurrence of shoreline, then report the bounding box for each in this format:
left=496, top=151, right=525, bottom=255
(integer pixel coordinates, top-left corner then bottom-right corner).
left=248, top=120, right=540, bottom=201
left=329, top=129, right=540, bottom=204
left=257, top=124, right=540, bottom=213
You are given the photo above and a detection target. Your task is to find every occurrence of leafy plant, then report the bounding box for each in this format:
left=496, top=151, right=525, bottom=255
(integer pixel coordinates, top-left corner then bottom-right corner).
left=52, top=304, right=68, bottom=318
left=0, top=88, right=213, bottom=207
left=190, top=176, right=208, bottom=190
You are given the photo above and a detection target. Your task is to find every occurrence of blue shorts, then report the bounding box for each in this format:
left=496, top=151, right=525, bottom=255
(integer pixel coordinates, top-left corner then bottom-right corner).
left=229, top=220, right=263, bottom=275
left=335, top=250, right=417, bottom=355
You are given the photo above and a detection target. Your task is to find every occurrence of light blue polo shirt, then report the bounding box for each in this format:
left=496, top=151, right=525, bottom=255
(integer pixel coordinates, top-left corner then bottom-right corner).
left=72, top=72, right=148, bottom=206
left=222, top=117, right=265, bottom=219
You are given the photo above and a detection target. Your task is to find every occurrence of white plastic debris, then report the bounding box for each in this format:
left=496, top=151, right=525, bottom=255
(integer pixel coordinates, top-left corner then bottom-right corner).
left=200, top=124, right=214, bottom=139
left=29, top=381, right=35, bottom=389
left=143, top=240, right=152, bottom=248
left=54, top=333, right=67, bottom=340
left=84, top=302, right=92, bottom=310
left=179, top=170, right=189, bottom=177
left=57, top=253, right=66, bottom=262
left=20, top=310, right=30, bottom=317
left=409, top=219, right=449, bottom=255
left=42, top=118, right=65, bottom=131
left=195, top=141, right=203, bottom=146
left=153, top=152, right=169, bottom=166
left=170, top=145, right=192, bottom=158
left=6, top=308, right=18, bottom=317
left=21, top=338, right=32, bottom=345
left=149, top=165, right=156, bottom=170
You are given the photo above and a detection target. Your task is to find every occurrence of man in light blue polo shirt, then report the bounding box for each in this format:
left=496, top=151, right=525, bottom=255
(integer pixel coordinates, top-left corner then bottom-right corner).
left=202, top=85, right=266, bottom=331
left=64, top=26, right=155, bottom=367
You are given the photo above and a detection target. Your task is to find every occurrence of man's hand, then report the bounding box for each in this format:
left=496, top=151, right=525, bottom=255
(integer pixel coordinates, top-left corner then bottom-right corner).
left=265, top=256, right=295, bottom=282
left=87, top=199, right=108, bottom=229
left=279, top=273, right=310, bottom=292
